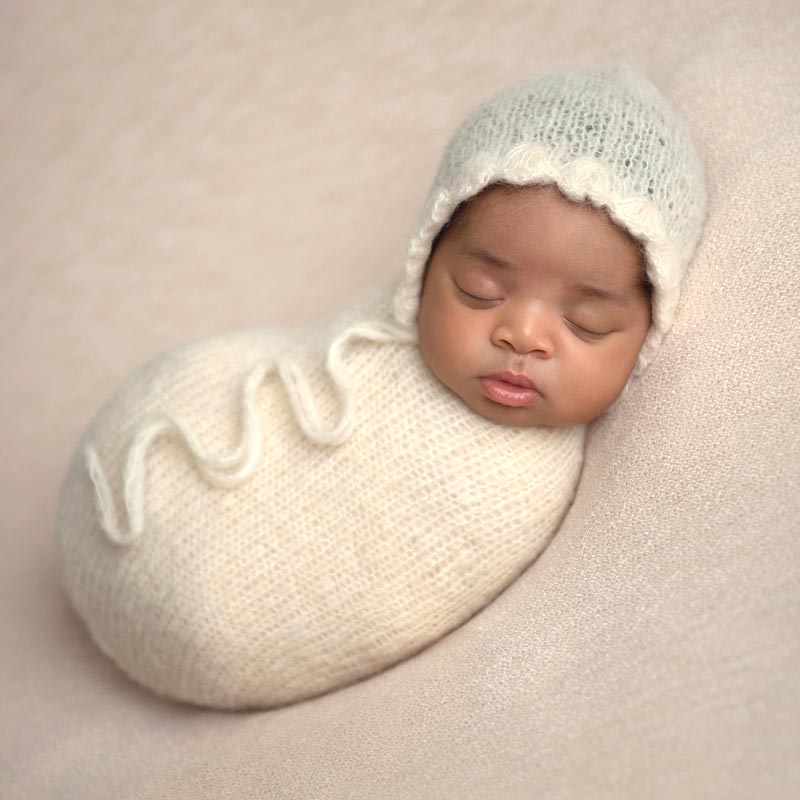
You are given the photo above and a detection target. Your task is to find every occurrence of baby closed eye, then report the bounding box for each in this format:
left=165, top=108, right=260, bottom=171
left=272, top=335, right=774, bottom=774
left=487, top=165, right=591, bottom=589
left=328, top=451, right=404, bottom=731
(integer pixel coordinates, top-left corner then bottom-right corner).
left=563, top=318, right=610, bottom=339
left=453, top=278, right=613, bottom=339
left=455, top=284, right=502, bottom=305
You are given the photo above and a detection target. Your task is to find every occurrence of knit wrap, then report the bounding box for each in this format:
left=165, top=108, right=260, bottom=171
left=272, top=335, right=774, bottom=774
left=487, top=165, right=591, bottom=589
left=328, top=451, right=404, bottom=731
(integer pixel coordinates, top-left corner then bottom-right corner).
left=393, top=63, right=708, bottom=375
left=57, top=292, right=585, bottom=710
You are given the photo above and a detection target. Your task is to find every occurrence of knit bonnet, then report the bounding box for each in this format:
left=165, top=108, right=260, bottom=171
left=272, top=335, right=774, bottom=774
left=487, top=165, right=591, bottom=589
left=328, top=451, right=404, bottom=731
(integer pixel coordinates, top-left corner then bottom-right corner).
left=393, top=63, right=708, bottom=375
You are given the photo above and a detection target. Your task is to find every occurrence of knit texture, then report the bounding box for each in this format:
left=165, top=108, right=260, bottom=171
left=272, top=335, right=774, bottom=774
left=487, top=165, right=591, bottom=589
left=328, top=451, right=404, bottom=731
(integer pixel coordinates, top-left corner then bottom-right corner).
left=57, top=291, right=585, bottom=709
left=393, top=63, right=708, bottom=376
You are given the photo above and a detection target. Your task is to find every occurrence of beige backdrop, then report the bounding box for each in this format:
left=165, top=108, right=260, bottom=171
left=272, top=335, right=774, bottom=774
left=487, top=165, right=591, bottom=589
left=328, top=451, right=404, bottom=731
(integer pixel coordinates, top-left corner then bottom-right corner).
left=2, top=1, right=799, bottom=798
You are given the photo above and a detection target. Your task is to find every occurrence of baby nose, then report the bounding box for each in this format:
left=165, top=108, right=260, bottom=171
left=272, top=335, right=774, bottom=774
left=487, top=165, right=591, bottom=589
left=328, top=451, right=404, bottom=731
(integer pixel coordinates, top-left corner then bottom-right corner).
left=491, top=304, right=554, bottom=356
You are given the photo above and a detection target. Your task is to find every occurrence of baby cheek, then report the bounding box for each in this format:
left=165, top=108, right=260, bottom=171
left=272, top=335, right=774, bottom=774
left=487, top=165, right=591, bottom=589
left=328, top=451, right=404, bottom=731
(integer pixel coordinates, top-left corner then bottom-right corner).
left=430, top=321, right=468, bottom=371
left=556, top=341, right=605, bottom=387
left=418, top=311, right=455, bottom=378
left=421, top=315, right=477, bottom=389
left=569, top=348, right=633, bottom=415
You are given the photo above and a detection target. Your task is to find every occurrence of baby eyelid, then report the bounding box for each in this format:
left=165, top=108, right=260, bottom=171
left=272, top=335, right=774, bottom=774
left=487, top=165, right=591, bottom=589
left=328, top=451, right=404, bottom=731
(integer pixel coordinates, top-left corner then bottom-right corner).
left=456, top=284, right=500, bottom=303
left=565, top=318, right=606, bottom=338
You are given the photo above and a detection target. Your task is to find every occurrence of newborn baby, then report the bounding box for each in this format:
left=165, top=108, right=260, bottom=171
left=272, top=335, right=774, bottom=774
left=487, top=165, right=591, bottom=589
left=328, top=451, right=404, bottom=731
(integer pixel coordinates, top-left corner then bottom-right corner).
left=57, top=64, right=707, bottom=710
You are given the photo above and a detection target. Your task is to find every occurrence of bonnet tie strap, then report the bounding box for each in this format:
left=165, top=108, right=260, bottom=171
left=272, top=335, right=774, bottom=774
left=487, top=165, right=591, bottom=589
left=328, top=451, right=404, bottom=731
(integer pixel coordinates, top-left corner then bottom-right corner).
left=84, top=318, right=416, bottom=546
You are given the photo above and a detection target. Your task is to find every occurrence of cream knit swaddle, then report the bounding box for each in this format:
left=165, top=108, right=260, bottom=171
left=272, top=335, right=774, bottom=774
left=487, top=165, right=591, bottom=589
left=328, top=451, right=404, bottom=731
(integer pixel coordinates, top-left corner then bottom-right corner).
left=57, top=289, right=585, bottom=710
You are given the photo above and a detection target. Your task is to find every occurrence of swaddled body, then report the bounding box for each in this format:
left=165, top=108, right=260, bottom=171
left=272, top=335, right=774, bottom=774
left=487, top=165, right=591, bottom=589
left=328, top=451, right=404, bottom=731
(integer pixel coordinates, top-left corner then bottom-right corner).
left=58, top=291, right=584, bottom=709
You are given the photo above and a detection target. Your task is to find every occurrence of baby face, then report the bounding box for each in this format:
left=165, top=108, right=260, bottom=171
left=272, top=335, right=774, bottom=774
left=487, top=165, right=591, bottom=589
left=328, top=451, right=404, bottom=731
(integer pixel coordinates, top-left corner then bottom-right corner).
left=417, top=183, right=651, bottom=427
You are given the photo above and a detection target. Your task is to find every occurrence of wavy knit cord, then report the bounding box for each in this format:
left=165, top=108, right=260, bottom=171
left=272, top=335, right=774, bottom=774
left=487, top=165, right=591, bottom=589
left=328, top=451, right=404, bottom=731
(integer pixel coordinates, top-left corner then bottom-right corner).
left=391, top=64, right=708, bottom=374
left=85, top=370, right=274, bottom=546
left=85, top=319, right=415, bottom=547
left=278, top=319, right=416, bottom=445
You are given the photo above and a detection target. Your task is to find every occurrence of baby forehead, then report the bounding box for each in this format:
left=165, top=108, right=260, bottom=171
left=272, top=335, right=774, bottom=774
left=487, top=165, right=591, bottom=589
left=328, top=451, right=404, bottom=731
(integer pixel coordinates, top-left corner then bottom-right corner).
left=461, top=183, right=617, bottom=227
left=454, top=183, right=642, bottom=254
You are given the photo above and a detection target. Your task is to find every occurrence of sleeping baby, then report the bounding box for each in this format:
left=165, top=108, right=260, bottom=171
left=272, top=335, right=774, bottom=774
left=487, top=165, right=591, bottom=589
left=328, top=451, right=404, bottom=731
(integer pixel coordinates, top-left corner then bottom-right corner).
left=56, top=63, right=707, bottom=710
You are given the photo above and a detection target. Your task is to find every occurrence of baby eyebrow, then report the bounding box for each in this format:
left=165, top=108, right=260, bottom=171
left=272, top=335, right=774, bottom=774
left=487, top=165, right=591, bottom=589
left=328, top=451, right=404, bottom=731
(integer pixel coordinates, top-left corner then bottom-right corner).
left=571, top=283, right=630, bottom=306
left=462, top=247, right=516, bottom=270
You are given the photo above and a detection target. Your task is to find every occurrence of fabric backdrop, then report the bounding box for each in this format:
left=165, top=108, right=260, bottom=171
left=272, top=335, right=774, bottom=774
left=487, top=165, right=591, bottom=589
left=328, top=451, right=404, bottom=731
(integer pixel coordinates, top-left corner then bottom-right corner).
left=1, top=0, right=798, bottom=797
